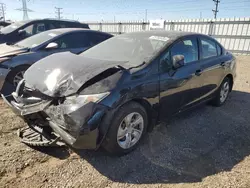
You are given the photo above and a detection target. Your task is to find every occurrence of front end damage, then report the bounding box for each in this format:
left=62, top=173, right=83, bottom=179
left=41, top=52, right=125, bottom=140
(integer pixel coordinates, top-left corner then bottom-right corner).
left=2, top=79, right=111, bottom=149
left=1, top=52, right=129, bottom=149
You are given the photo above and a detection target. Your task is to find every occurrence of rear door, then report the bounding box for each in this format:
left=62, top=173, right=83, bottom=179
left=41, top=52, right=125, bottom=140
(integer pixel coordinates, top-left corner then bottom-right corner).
left=198, top=36, right=225, bottom=99
left=159, top=36, right=203, bottom=120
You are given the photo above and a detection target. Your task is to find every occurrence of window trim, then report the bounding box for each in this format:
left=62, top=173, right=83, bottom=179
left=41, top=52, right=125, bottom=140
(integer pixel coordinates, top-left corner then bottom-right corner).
left=216, top=43, right=223, bottom=56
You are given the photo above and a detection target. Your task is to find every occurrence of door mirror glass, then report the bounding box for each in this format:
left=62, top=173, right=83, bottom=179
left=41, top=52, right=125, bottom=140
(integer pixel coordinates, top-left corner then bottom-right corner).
left=45, top=42, right=58, bottom=50
left=172, top=55, right=185, bottom=69
left=18, top=29, right=26, bottom=36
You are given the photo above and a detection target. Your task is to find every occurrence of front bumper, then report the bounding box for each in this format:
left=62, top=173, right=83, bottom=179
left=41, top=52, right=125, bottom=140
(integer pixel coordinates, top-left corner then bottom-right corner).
left=1, top=89, right=108, bottom=150
left=49, top=120, right=99, bottom=149
left=0, top=67, right=10, bottom=92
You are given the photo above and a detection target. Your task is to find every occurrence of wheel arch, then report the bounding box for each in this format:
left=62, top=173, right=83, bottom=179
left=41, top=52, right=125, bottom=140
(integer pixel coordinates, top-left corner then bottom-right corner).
left=10, top=64, right=30, bottom=70
left=130, top=98, right=158, bottom=132
left=225, top=74, right=234, bottom=91
left=6, top=64, right=31, bottom=84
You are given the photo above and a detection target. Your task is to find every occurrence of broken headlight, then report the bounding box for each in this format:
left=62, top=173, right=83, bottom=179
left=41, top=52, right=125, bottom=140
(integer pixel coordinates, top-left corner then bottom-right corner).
left=63, top=92, right=110, bottom=111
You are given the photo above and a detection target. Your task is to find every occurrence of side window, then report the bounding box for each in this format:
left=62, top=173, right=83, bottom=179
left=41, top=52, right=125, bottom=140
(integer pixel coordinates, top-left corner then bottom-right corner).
left=59, top=22, right=66, bottom=28
left=171, top=38, right=198, bottom=64
left=53, top=32, right=90, bottom=49
left=23, top=24, right=34, bottom=37
left=48, top=22, right=66, bottom=29
left=88, top=33, right=111, bottom=46
left=23, top=23, right=46, bottom=36
left=47, top=21, right=58, bottom=30
left=201, top=38, right=218, bottom=59
left=67, top=22, right=81, bottom=28
left=34, top=23, right=46, bottom=34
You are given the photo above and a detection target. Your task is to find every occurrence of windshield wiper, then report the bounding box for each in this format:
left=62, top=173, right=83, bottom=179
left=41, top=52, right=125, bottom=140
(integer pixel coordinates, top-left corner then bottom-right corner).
left=128, top=61, right=146, bottom=70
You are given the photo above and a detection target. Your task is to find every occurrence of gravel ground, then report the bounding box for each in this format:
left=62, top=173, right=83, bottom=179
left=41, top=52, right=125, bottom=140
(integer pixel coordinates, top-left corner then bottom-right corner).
left=0, top=55, right=250, bottom=188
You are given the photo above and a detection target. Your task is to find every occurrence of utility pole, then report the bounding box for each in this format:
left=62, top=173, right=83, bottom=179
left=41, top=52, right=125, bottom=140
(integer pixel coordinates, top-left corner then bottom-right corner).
left=16, top=0, right=32, bottom=20
left=145, top=9, right=147, bottom=22
left=0, top=3, right=5, bottom=21
left=55, top=7, right=63, bottom=20
left=212, top=0, right=220, bottom=19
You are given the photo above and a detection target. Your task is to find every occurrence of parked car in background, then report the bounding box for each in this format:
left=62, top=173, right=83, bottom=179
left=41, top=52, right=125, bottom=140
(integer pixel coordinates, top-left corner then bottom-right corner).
left=2, top=31, right=236, bottom=155
left=0, top=21, right=12, bottom=28
left=0, top=28, right=112, bottom=95
left=0, top=18, right=89, bottom=44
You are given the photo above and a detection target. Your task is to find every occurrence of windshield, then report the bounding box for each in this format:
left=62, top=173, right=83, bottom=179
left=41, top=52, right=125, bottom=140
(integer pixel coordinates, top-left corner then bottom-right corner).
left=81, top=32, right=170, bottom=64
left=16, top=30, right=61, bottom=48
left=0, top=21, right=27, bottom=34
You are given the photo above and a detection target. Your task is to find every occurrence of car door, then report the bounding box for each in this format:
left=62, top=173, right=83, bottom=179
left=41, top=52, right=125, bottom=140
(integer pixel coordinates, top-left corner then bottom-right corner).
left=198, top=36, right=226, bottom=99
left=159, top=36, right=202, bottom=120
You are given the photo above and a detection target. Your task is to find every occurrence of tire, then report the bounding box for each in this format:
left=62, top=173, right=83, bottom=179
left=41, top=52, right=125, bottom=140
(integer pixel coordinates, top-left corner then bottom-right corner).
left=211, top=77, right=231, bottom=107
left=6, top=65, right=29, bottom=87
left=102, top=102, right=148, bottom=156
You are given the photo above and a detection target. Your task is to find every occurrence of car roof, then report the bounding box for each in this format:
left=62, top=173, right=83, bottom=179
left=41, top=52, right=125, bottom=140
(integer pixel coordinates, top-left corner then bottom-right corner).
left=19, top=18, right=89, bottom=24
left=123, top=30, right=199, bottom=40
left=43, top=28, right=112, bottom=36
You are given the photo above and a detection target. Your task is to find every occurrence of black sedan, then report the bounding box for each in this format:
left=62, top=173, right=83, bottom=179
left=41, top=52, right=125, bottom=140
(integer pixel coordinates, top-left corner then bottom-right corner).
left=2, top=31, right=236, bottom=155
left=0, top=19, right=89, bottom=44
left=0, top=28, right=112, bottom=95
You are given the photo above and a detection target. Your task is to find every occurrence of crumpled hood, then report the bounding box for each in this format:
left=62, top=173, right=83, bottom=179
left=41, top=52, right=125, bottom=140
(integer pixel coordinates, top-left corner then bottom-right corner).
left=24, top=52, right=130, bottom=97
left=0, top=43, right=29, bottom=58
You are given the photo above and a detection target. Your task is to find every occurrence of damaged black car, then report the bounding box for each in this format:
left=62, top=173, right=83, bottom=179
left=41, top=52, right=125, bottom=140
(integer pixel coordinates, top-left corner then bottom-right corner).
left=2, top=31, right=236, bottom=155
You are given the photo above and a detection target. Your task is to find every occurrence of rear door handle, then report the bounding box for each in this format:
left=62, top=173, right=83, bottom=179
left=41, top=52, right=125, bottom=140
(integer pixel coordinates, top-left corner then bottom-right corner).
left=195, top=69, right=202, bottom=76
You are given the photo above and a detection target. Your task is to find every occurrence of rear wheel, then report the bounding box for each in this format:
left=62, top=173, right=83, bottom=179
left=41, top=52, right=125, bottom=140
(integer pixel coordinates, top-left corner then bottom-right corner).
left=102, top=102, right=148, bottom=156
left=211, top=77, right=231, bottom=106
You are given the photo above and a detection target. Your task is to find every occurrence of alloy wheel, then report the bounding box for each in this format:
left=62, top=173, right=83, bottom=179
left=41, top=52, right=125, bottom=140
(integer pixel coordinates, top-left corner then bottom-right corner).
left=117, top=112, right=144, bottom=149
left=13, top=71, right=25, bottom=87
left=220, top=81, right=230, bottom=103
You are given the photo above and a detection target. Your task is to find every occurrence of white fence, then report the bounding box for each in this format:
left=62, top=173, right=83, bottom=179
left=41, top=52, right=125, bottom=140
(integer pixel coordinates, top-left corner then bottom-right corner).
left=86, top=18, right=250, bottom=54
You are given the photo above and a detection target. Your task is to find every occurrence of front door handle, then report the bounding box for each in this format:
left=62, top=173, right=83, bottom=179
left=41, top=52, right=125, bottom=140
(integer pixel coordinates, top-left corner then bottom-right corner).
left=195, top=69, right=202, bottom=76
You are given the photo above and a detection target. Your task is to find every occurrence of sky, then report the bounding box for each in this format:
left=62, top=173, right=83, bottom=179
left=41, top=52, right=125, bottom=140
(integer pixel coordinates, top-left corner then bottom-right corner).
left=1, top=0, right=250, bottom=22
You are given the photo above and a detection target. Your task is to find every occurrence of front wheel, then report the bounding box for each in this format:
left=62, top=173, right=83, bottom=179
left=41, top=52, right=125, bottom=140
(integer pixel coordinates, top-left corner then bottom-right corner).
left=102, top=102, right=148, bottom=156
left=6, top=65, right=29, bottom=87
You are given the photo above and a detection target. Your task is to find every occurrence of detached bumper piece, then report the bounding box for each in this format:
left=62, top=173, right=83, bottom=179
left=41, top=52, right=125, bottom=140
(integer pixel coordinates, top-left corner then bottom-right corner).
left=18, top=125, right=65, bottom=147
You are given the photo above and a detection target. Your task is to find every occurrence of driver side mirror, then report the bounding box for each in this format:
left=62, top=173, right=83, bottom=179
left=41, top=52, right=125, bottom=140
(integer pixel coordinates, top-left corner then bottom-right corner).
left=172, top=55, right=185, bottom=69
left=45, top=42, right=58, bottom=50
left=18, top=29, right=26, bottom=36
